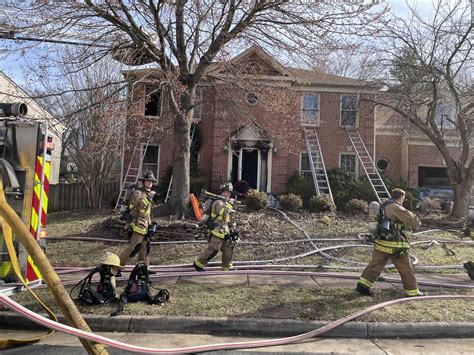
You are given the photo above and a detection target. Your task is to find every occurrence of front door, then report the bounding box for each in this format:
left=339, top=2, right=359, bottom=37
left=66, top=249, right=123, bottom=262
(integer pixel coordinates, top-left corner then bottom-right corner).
left=241, top=149, right=258, bottom=189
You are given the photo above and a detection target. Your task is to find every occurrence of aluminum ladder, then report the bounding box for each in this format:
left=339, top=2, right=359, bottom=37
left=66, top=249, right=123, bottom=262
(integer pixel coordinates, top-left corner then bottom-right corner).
left=345, top=128, right=391, bottom=203
left=303, top=128, right=334, bottom=204
left=164, top=123, right=197, bottom=203
left=115, top=138, right=151, bottom=211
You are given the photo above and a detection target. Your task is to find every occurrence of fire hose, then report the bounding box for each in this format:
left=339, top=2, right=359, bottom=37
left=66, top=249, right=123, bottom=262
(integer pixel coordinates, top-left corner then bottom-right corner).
left=1, top=293, right=473, bottom=354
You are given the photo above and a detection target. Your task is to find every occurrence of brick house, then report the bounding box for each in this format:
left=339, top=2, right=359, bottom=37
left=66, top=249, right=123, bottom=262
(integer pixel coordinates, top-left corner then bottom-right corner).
left=122, top=46, right=465, bottom=198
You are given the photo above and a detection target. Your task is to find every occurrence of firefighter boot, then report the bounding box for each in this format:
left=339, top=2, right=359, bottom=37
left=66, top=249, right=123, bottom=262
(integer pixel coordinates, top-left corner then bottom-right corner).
left=464, top=261, right=474, bottom=280
left=355, top=283, right=374, bottom=296
left=193, top=260, right=205, bottom=272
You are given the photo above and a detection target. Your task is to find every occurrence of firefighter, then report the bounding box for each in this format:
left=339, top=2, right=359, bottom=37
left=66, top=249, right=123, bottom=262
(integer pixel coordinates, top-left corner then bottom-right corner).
left=118, top=171, right=158, bottom=269
left=193, top=182, right=238, bottom=271
left=356, top=188, right=423, bottom=297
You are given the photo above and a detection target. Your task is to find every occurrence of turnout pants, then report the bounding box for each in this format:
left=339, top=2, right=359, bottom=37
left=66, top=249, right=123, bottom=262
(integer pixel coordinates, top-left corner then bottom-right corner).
left=119, top=231, right=150, bottom=267
left=195, top=235, right=234, bottom=270
left=358, top=248, right=420, bottom=296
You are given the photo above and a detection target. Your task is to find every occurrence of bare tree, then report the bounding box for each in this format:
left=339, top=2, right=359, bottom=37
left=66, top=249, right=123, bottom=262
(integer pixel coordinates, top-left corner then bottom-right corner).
left=34, top=52, right=127, bottom=209
left=1, top=0, right=387, bottom=217
left=370, top=0, right=473, bottom=217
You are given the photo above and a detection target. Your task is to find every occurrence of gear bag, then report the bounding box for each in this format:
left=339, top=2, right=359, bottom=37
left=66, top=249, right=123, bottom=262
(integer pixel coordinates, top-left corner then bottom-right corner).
left=111, top=262, right=169, bottom=316
left=71, top=265, right=117, bottom=305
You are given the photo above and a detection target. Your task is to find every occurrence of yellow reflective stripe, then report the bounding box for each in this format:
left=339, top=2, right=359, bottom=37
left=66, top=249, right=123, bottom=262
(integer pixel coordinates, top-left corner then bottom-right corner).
left=131, top=221, right=148, bottom=235
left=405, top=289, right=420, bottom=296
left=374, top=244, right=394, bottom=254
left=375, top=239, right=410, bottom=249
left=358, top=277, right=373, bottom=289
left=194, top=259, right=205, bottom=268
left=210, top=230, right=225, bottom=239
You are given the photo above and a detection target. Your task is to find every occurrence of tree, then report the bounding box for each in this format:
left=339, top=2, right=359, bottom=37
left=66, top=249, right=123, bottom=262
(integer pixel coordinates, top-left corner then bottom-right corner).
left=2, top=0, right=386, bottom=217
left=34, top=52, right=127, bottom=209
left=370, top=0, right=473, bottom=217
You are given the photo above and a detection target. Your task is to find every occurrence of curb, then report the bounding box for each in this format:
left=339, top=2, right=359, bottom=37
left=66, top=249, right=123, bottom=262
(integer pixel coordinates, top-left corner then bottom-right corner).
left=1, top=312, right=473, bottom=339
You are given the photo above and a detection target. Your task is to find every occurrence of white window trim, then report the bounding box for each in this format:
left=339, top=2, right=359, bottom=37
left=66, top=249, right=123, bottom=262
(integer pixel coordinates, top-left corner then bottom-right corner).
left=339, top=94, right=359, bottom=128
left=299, top=151, right=312, bottom=177
left=339, top=152, right=358, bottom=179
left=301, top=93, right=320, bottom=127
left=144, top=85, right=163, bottom=119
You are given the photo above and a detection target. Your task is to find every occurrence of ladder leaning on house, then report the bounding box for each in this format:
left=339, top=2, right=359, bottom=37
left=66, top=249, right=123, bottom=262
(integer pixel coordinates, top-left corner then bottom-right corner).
left=345, top=128, right=391, bottom=203
left=115, top=138, right=152, bottom=211
left=303, top=128, right=334, bottom=204
left=164, top=123, right=197, bottom=203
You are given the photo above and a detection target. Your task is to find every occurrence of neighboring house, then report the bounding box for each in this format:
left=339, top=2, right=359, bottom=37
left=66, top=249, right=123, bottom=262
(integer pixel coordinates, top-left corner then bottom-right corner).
left=122, top=46, right=378, bottom=196
left=374, top=102, right=473, bottom=190
left=0, top=71, right=63, bottom=184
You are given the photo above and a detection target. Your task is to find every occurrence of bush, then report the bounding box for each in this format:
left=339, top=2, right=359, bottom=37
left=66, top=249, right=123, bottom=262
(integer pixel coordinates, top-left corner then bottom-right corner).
left=345, top=199, right=368, bottom=214
left=307, top=194, right=336, bottom=212
left=285, top=172, right=315, bottom=207
left=419, top=197, right=442, bottom=215
left=279, top=193, right=303, bottom=211
left=246, top=190, right=269, bottom=211
left=190, top=174, right=209, bottom=196
left=327, top=169, right=357, bottom=210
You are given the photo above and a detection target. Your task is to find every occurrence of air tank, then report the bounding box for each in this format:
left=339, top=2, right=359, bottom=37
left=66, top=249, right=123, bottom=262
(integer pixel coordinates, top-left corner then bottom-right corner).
left=368, top=201, right=381, bottom=235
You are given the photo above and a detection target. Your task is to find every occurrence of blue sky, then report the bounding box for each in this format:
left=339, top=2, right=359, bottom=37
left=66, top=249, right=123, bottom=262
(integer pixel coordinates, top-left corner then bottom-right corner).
left=0, top=0, right=453, bottom=91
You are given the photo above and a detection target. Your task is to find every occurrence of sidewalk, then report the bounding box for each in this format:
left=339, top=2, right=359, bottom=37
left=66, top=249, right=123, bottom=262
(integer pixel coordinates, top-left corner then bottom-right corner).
left=2, top=330, right=474, bottom=354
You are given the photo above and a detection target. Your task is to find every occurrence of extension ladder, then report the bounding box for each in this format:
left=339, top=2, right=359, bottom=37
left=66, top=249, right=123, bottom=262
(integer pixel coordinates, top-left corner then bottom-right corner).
left=115, top=138, right=151, bottom=211
left=303, top=128, right=334, bottom=204
left=345, top=128, right=391, bottom=203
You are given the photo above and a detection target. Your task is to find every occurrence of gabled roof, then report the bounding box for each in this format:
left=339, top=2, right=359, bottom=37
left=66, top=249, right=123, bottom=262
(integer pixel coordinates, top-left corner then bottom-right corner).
left=286, top=68, right=369, bottom=87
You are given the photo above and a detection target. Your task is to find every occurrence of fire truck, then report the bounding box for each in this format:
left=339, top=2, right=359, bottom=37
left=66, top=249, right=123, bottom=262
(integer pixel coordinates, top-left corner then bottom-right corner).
left=0, top=102, right=54, bottom=293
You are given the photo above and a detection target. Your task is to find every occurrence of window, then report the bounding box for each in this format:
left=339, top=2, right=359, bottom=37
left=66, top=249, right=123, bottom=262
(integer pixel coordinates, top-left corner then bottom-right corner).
left=141, top=145, right=159, bottom=179
left=340, top=153, right=357, bottom=178
left=340, top=95, right=357, bottom=127
left=435, top=101, right=455, bottom=129
left=193, top=87, right=203, bottom=120
left=376, top=157, right=390, bottom=172
left=300, top=152, right=313, bottom=180
left=144, top=86, right=162, bottom=117
left=301, top=94, right=319, bottom=124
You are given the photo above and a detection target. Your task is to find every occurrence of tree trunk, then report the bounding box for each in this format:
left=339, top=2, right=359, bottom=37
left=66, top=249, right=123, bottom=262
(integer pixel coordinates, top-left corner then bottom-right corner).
left=451, top=176, right=473, bottom=218
left=169, top=111, right=191, bottom=218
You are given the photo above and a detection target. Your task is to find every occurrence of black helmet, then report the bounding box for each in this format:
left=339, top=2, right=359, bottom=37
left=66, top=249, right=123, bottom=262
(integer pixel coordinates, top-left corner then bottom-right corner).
left=219, top=182, right=233, bottom=193
left=140, top=171, right=157, bottom=182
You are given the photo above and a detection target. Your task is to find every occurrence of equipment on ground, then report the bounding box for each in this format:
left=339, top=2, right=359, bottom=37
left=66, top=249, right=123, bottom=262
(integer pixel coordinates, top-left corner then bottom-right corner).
left=71, top=257, right=122, bottom=306
left=111, top=262, right=169, bottom=316
left=464, top=261, right=474, bottom=280
left=0, top=103, right=54, bottom=286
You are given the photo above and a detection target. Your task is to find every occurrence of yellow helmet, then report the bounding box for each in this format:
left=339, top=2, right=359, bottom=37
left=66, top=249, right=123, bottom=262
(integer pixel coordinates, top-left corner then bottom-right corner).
left=102, top=252, right=123, bottom=268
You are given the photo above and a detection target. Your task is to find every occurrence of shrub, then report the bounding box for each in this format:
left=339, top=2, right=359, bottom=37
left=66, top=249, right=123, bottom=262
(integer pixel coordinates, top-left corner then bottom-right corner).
left=419, top=197, right=442, bottom=215
left=246, top=190, right=269, bottom=211
left=327, top=169, right=357, bottom=210
left=345, top=199, right=368, bottom=214
left=190, top=174, right=209, bottom=196
left=279, top=193, right=303, bottom=211
left=285, top=172, right=315, bottom=207
left=307, top=194, right=336, bottom=212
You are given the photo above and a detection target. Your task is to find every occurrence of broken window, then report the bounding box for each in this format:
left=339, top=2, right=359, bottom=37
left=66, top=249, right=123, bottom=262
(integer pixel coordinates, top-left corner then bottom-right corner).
left=193, top=87, right=203, bottom=120
left=300, top=152, right=313, bottom=180
left=434, top=101, right=455, bottom=129
left=141, top=145, right=159, bottom=179
left=340, top=95, right=357, bottom=127
left=144, top=86, right=162, bottom=117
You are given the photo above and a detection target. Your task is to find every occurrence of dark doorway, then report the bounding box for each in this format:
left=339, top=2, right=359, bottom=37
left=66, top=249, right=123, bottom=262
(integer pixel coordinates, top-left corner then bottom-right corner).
left=231, top=150, right=239, bottom=184
left=418, top=166, right=449, bottom=187
left=242, top=149, right=258, bottom=189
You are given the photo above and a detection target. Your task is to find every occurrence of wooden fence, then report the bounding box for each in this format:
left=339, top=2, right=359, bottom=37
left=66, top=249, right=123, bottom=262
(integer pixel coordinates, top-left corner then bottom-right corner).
left=48, top=182, right=120, bottom=212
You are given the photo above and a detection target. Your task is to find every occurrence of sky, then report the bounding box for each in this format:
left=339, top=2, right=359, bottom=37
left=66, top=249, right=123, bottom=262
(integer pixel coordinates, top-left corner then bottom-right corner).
left=0, top=0, right=466, bottom=92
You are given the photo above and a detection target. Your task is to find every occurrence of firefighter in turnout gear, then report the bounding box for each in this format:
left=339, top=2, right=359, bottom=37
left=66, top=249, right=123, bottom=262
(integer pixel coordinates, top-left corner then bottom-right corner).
left=357, top=188, right=423, bottom=297
left=119, top=171, right=158, bottom=268
left=193, top=182, right=237, bottom=271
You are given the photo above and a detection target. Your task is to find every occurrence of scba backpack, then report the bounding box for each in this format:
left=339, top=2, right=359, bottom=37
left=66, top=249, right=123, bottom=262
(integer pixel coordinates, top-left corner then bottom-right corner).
left=111, top=262, right=170, bottom=316
left=71, top=265, right=117, bottom=305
